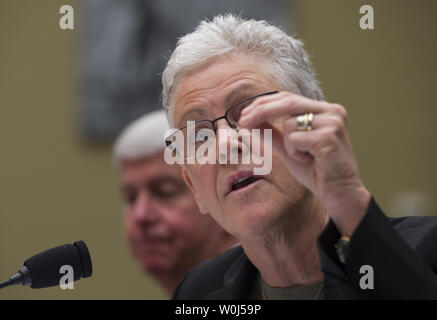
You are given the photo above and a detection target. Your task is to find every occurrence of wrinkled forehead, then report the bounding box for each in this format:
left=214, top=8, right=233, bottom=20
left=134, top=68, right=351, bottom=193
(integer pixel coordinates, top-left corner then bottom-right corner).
left=171, top=55, right=278, bottom=127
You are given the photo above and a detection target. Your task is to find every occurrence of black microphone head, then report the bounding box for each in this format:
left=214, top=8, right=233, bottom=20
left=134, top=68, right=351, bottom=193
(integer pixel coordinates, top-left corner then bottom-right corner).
left=23, top=240, right=93, bottom=289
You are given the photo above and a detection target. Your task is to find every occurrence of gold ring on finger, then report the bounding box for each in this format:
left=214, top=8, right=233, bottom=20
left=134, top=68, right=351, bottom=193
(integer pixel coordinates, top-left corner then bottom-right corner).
left=296, top=113, right=314, bottom=131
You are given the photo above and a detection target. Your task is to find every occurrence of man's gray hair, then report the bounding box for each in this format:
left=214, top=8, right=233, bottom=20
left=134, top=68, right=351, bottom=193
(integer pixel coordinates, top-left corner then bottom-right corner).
left=162, top=14, right=324, bottom=125
left=113, top=110, right=169, bottom=168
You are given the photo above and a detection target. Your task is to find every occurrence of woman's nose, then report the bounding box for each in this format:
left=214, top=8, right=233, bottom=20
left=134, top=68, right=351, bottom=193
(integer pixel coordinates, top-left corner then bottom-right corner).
left=132, top=192, right=160, bottom=224
left=215, top=119, right=250, bottom=164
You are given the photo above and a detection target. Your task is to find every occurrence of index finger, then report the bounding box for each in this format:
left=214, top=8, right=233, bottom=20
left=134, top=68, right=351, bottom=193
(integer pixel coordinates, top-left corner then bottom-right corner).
left=239, top=93, right=326, bottom=129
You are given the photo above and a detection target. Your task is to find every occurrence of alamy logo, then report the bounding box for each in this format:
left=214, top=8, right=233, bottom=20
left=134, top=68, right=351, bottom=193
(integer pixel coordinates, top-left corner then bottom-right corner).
left=59, top=265, right=74, bottom=290
left=59, top=5, right=74, bottom=30
left=359, top=265, right=374, bottom=290
left=359, top=5, right=374, bottom=30
left=164, top=122, right=273, bottom=175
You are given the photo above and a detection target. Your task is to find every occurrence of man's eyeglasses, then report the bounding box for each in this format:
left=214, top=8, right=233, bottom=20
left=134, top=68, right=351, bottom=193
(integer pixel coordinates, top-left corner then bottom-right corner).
left=165, top=91, right=278, bottom=159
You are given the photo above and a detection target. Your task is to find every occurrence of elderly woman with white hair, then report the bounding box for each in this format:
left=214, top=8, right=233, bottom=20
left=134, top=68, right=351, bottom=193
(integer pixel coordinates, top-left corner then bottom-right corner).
left=113, top=110, right=236, bottom=296
left=162, top=14, right=437, bottom=299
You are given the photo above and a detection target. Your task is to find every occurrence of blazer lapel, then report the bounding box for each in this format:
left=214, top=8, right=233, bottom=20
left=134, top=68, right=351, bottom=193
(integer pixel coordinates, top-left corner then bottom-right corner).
left=206, top=248, right=258, bottom=299
left=319, top=248, right=361, bottom=299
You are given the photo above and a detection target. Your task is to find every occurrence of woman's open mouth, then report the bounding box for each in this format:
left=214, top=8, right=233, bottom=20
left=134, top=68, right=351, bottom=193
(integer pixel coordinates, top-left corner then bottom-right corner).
left=225, top=171, right=263, bottom=196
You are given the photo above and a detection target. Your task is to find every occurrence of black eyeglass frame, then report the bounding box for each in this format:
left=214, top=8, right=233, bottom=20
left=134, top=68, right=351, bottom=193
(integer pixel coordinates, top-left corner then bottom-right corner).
left=165, top=90, right=279, bottom=148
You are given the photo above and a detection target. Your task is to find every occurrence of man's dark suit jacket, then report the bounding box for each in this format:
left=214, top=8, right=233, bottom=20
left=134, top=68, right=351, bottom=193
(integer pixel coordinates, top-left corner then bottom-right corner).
left=173, top=198, right=437, bottom=299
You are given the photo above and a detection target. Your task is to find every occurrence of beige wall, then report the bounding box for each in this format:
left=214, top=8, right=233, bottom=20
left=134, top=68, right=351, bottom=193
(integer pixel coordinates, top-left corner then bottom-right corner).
left=0, top=1, right=166, bottom=299
left=0, top=1, right=435, bottom=299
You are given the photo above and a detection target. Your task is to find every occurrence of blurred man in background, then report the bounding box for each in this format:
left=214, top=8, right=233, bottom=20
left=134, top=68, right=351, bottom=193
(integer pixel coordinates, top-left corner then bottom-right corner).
left=113, top=110, right=237, bottom=295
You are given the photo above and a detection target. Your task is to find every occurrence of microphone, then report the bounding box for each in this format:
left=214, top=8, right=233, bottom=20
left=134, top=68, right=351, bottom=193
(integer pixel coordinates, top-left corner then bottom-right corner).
left=0, top=240, right=92, bottom=289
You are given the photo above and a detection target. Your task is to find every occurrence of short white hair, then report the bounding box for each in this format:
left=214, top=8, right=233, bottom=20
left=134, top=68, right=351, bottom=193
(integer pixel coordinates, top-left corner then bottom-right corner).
left=162, top=14, right=324, bottom=125
left=113, top=110, right=169, bottom=168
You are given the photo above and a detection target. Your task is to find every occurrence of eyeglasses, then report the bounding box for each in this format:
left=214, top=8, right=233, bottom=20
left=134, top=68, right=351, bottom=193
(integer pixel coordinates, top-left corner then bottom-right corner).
left=165, top=91, right=278, bottom=159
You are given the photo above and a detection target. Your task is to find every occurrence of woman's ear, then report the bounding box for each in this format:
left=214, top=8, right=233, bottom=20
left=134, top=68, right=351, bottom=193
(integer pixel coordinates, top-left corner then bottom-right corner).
left=181, top=167, right=208, bottom=214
